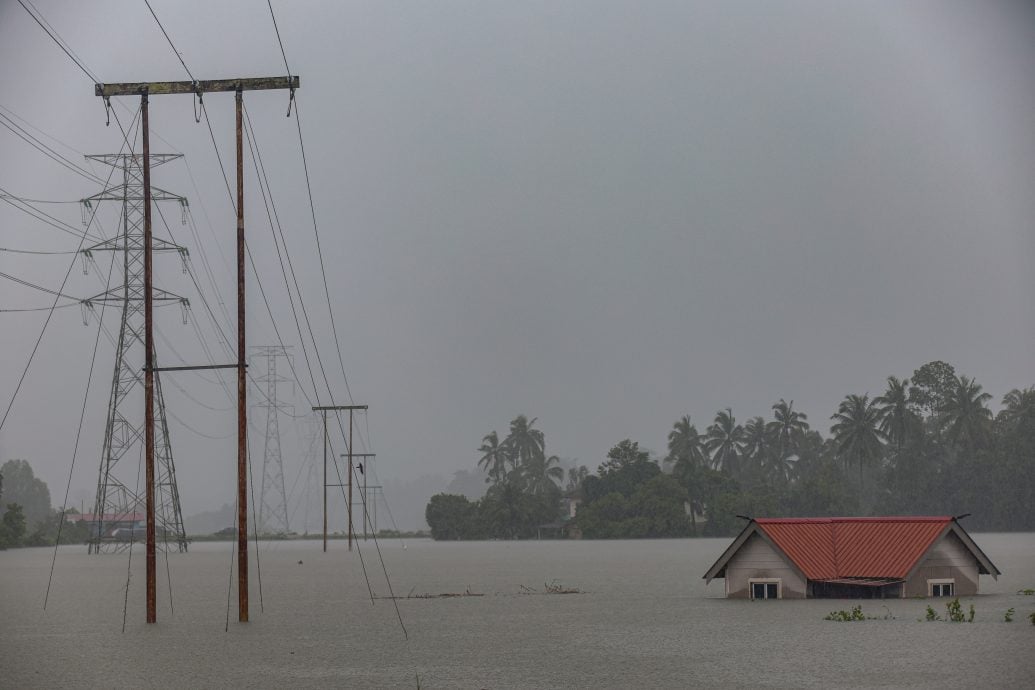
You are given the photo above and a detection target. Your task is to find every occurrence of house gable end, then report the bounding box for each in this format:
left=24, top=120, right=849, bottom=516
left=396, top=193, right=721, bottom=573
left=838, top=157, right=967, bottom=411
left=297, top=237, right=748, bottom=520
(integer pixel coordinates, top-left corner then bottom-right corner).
left=703, top=522, right=758, bottom=583
left=904, top=521, right=1001, bottom=583
left=704, top=522, right=806, bottom=584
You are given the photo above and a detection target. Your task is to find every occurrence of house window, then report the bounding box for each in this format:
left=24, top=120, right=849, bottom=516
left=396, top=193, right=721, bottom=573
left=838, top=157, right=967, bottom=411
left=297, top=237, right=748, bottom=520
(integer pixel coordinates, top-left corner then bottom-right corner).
left=928, top=579, right=955, bottom=597
left=749, top=579, right=781, bottom=600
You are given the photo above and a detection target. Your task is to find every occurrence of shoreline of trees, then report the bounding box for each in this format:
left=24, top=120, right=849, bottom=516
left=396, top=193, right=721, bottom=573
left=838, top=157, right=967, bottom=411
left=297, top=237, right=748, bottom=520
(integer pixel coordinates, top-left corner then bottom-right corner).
left=0, top=459, right=90, bottom=549
left=425, top=361, right=1035, bottom=539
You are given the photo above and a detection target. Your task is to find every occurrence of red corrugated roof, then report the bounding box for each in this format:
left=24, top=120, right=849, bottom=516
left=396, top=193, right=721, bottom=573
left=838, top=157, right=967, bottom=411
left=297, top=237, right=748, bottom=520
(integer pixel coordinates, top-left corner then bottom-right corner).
left=755, top=517, right=952, bottom=580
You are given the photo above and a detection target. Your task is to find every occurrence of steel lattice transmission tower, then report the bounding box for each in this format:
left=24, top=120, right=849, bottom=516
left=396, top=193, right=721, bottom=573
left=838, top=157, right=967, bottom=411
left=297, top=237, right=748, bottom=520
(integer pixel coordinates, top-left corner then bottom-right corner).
left=82, top=153, right=190, bottom=553
left=252, top=345, right=292, bottom=534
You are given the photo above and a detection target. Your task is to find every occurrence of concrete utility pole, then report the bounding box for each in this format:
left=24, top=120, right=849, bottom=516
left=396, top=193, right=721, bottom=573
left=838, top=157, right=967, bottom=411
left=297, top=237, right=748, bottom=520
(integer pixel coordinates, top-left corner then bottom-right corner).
left=95, top=75, right=299, bottom=625
left=311, top=404, right=366, bottom=551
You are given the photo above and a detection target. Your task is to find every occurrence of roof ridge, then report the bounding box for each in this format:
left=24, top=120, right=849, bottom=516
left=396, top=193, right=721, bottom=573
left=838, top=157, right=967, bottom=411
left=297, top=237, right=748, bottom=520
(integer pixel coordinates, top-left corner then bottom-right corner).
left=755, top=516, right=952, bottom=524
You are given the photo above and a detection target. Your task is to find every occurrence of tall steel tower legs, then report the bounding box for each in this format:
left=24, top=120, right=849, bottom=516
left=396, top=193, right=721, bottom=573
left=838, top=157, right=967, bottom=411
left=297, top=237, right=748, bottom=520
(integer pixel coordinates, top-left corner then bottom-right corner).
left=83, top=152, right=189, bottom=554
left=252, top=345, right=292, bottom=534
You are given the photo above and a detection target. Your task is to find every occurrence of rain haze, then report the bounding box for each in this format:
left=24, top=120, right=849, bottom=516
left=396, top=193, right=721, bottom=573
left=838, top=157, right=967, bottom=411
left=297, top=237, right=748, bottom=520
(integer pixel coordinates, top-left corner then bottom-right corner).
left=1, top=0, right=1033, bottom=531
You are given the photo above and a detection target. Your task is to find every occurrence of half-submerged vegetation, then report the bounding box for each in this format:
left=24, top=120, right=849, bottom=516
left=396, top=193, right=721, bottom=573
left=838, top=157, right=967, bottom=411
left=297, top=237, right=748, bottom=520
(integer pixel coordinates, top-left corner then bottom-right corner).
left=823, top=605, right=893, bottom=622
left=923, top=598, right=975, bottom=623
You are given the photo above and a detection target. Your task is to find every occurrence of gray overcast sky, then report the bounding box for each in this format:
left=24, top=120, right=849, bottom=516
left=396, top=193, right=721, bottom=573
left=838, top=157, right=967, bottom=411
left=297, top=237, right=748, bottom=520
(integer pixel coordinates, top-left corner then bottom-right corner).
left=1, top=1, right=1033, bottom=528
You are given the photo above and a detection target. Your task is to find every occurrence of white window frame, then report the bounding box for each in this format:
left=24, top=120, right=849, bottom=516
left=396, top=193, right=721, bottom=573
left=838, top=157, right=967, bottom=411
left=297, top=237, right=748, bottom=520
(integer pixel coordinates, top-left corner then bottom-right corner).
left=927, top=578, right=955, bottom=597
left=748, top=578, right=782, bottom=600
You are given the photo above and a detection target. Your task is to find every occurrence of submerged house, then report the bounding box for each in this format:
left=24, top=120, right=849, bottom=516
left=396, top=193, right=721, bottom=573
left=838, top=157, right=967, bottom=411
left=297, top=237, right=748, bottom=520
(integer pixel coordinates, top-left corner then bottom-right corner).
left=703, top=516, right=999, bottom=599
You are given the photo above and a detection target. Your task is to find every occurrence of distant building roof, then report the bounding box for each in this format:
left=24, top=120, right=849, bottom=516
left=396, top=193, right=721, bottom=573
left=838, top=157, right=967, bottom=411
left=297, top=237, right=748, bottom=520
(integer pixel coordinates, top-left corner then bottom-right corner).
left=704, top=516, right=1000, bottom=583
left=70, top=512, right=146, bottom=522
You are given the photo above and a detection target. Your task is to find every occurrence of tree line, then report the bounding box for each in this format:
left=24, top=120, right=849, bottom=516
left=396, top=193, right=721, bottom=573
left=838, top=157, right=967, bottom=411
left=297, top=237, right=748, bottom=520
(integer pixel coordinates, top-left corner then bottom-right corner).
left=426, top=361, right=1035, bottom=538
left=425, top=415, right=565, bottom=539
left=0, top=459, right=90, bottom=548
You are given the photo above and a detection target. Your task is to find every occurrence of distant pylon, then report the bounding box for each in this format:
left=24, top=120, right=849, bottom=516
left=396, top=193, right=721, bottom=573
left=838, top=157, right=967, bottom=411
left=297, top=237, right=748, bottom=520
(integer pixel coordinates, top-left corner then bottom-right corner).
left=82, top=153, right=190, bottom=554
left=252, top=345, right=292, bottom=534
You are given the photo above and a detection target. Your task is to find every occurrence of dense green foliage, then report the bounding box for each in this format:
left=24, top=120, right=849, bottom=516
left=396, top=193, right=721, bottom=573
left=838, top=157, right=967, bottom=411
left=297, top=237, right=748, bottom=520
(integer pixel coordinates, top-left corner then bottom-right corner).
left=426, top=415, right=564, bottom=539
left=0, top=458, right=89, bottom=549
left=1, top=459, right=51, bottom=527
left=428, top=361, right=1035, bottom=539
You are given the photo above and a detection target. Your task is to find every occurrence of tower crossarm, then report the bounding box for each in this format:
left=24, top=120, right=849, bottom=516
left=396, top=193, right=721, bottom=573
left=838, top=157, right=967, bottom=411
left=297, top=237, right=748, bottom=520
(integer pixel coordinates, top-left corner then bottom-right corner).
left=83, top=286, right=188, bottom=306
left=85, top=153, right=182, bottom=167
left=83, top=185, right=186, bottom=204
left=82, top=236, right=187, bottom=254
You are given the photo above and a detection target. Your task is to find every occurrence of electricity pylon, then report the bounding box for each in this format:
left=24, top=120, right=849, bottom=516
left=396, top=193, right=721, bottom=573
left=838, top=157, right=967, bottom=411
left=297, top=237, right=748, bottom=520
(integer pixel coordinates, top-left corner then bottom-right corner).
left=82, top=152, right=189, bottom=554
left=252, top=345, right=292, bottom=534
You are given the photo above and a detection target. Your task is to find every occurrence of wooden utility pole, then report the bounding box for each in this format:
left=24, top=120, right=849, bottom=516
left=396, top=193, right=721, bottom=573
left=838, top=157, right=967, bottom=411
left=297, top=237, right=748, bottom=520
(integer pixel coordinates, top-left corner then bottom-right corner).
left=234, top=88, right=247, bottom=622
left=341, top=452, right=374, bottom=547
left=312, top=405, right=367, bottom=551
left=141, top=93, right=156, bottom=625
left=96, top=75, right=299, bottom=625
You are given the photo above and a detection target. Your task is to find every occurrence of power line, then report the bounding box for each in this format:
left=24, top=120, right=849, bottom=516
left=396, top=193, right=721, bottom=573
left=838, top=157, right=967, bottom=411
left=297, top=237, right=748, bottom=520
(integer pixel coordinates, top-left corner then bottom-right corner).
left=0, top=303, right=79, bottom=313
left=0, top=102, right=91, bottom=162
left=0, top=112, right=104, bottom=183
left=243, top=105, right=372, bottom=453
left=16, top=0, right=99, bottom=83
left=0, top=194, right=82, bottom=204
left=44, top=247, right=118, bottom=609
left=0, top=269, right=85, bottom=301
left=0, top=106, right=135, bottom=433
left=292, top=100, right=355, bottom=406
left=267, top=1, right=291, bottom=77
left=0, top=247, right=80, bottom=255
left=143, top=0, right=196, bottom=82
left=0, top=188, right=104, bottom=243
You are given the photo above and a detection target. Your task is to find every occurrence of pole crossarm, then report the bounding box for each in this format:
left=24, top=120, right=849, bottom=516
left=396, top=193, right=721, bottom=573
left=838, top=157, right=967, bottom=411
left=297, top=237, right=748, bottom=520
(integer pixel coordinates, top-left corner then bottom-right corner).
left=312, top=405, right=368, bottom=411
left=96, top=76, right=299, bottom=97
left=151, top=364, right=240, bottom=372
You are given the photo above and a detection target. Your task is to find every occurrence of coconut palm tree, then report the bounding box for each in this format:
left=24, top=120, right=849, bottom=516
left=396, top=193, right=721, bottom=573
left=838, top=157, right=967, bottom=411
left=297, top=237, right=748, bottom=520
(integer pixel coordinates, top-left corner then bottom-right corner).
left=503, top=415, right=545, bottom=472
left=704, top=408, right=745, bottom=475
left=830, top=394, right=885, bottom=491
left=940, top=376, right=993, bottom=451
left=667, top=415, right=706, bottom=534
left=521, top=454, right=564, bottom=496
left=875, top=376, right=920, bottom=452
left=741, top=416, right=772, bottom=476
left=477, top=431, right=509, bottom=484
left=666, top=415, right=705, bottom=469
left=999, top=387, right=1035, bottom=430
left=565, top=465, right=589, bottom=494
left=766, top=399, right=809, bottom=461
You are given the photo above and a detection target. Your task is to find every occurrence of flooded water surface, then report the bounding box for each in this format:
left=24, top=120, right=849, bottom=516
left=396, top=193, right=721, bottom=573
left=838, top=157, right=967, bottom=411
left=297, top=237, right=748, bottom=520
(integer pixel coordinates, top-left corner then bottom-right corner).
left=2, top=534, right=1033, bottom=688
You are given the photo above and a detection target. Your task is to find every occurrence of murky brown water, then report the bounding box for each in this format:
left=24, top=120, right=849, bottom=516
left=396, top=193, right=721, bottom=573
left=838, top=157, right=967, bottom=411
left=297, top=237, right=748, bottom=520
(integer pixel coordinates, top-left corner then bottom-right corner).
left=2, top=533, right=1033, bottom=688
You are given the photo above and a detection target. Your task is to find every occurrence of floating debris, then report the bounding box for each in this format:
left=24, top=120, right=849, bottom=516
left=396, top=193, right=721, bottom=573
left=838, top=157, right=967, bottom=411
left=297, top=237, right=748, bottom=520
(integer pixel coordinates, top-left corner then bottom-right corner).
left=373, top=586, right=484, bottom=600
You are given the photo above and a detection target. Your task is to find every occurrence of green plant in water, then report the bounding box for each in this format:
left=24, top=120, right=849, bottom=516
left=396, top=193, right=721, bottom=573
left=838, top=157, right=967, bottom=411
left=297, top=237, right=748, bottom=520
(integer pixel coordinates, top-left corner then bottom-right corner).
left=824, top=604, right=866, bottom=622
left=1018, top=588, right=1035, bottom=596
left=1004, top=608, right=1014, bottom=622
left=925, top=605, right=941, bottom=622
left=945, top=598, right=968, bottom=623
left=1029, top=611, right=1035, bottom=626
left=968, top=604, right=975, bottom=623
